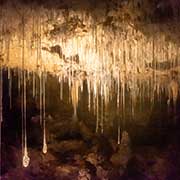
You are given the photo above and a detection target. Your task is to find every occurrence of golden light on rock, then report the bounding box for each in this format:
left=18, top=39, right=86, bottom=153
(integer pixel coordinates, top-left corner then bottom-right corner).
left=0, top=4, right=180, bottom=168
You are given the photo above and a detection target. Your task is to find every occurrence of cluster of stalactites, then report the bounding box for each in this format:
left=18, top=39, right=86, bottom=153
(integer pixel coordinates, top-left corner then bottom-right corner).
left=0, top=7, right=180, bottom=166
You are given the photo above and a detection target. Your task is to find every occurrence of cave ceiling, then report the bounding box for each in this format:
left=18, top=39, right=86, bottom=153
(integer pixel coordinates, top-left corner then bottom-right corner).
left=0, top=0, right=180, bottom=80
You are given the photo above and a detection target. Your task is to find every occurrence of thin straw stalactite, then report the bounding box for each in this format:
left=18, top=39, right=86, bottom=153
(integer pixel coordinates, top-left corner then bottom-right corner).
left=21, top=14, right=30, bottom=168
left=42, top=71, right=47, bottom=154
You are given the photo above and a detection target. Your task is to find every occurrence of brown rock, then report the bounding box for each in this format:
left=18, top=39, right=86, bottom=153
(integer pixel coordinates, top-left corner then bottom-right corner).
left=49, top=140, right=87, bottom=154
left=55, top=165, right=78, bottom=176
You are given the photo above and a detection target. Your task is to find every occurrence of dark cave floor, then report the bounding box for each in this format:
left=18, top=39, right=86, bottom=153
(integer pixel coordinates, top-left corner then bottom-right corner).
left=1, top=117, right=180, bottom=180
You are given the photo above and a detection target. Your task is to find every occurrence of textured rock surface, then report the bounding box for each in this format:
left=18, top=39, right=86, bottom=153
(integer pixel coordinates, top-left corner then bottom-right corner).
left=1, top=1, right=180, bottom=179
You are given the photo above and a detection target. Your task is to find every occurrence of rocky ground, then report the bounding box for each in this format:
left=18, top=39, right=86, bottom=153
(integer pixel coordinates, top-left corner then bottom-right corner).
left=1, top=111, right=180, bottom=180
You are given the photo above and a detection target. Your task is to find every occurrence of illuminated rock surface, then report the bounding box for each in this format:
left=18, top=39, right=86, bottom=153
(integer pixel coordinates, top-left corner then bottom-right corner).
left=1, top=0, right=180, bottom=179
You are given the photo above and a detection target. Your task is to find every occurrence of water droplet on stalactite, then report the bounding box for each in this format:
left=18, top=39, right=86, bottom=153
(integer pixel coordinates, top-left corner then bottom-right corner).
left=42, top=116, right=47, bottom=155
left=42, top=141, right=47, bottom=154
left=23, top=147, right=30, bottom=167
